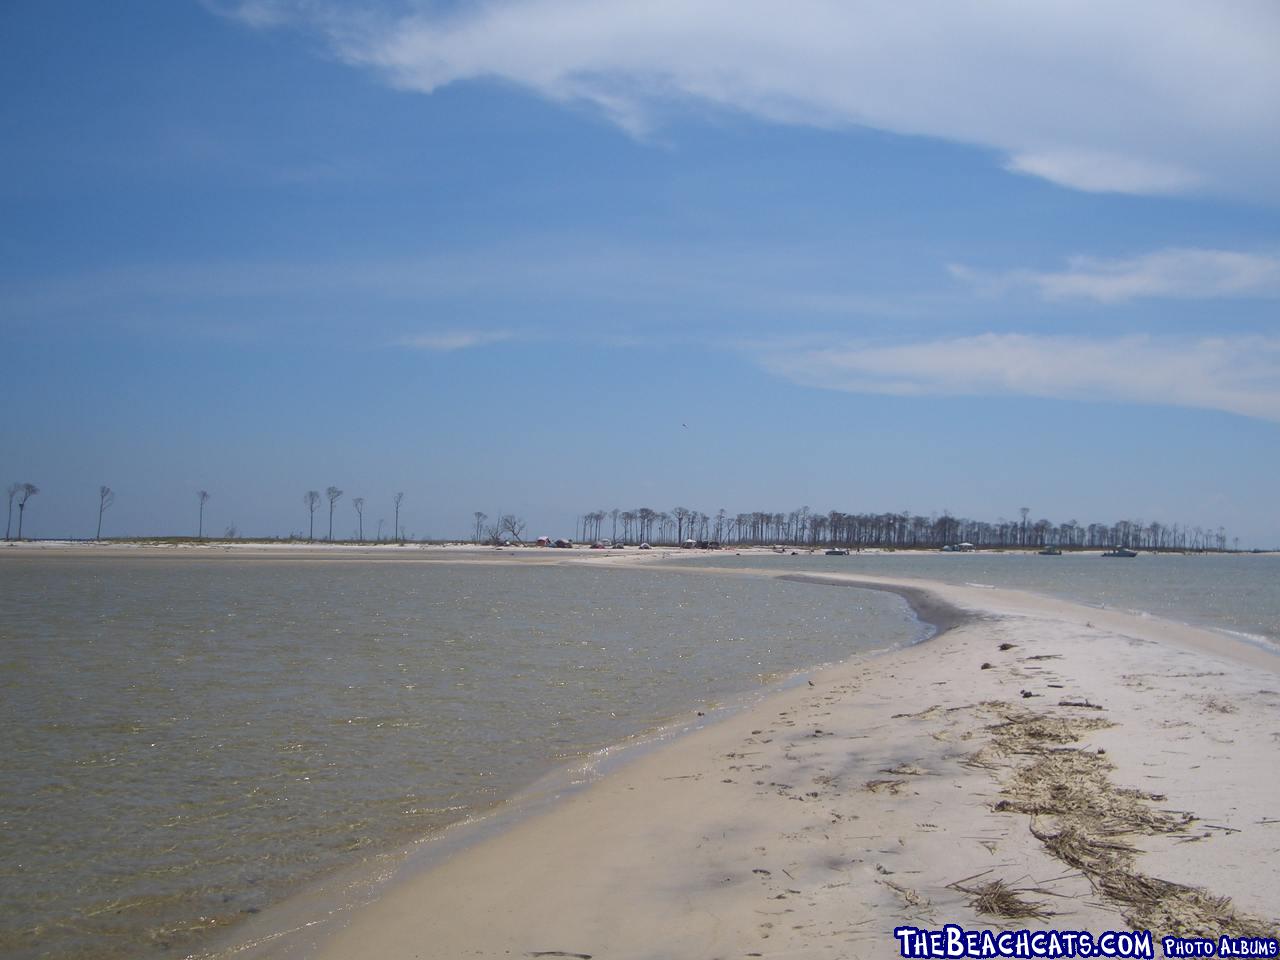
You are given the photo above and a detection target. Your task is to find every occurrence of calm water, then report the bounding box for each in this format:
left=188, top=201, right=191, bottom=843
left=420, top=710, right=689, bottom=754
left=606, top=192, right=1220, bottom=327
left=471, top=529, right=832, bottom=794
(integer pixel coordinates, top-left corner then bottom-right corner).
left=0, top=557, right=925, bottom=960
left=692, top=551, right=1280, bottom=648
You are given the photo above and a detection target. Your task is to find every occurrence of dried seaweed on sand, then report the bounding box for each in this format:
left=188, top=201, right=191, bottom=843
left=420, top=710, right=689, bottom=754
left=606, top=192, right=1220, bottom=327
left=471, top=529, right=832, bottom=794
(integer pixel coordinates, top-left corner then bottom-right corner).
left=983, top=705, right=1272, bottom=939
left=952, top=878, right=1053, bottom=921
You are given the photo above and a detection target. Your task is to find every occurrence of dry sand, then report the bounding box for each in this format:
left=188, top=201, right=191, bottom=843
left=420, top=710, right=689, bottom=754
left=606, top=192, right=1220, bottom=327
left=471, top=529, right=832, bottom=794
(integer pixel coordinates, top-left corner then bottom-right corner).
left=211, top=566, right=1279, bottom=959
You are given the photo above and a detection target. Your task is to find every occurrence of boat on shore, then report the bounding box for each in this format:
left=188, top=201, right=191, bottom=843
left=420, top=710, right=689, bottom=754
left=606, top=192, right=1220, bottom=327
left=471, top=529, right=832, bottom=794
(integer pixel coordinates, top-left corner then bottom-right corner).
left=1038, top=546, right=1062, bottom=556
left=1102, top=547, right=1138, bottom=558
left=824, top=548, right=850, bottom=556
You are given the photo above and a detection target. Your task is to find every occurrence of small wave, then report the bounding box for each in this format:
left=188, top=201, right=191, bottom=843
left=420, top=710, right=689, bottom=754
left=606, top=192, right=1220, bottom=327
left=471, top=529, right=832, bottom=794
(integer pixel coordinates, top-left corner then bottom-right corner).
left=1215, top=627, right=1280, bottom=650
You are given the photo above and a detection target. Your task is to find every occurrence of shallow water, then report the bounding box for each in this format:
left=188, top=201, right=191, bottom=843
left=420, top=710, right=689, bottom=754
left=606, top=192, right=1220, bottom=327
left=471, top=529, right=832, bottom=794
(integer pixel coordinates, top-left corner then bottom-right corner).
left=0, top=557, right=923, bottom=960
left=691, top=550, right=1280, bottom=649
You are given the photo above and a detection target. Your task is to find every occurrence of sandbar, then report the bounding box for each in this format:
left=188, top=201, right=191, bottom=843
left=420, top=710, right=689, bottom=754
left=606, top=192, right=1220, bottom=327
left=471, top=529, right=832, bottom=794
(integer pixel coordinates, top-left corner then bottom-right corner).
left=213, top=566, right=1279, bottom=958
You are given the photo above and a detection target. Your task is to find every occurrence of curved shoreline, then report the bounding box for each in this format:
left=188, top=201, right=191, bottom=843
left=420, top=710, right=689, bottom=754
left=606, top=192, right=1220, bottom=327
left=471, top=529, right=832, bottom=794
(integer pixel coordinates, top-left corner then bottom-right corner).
left=201, top=568, right=938, bottom=959
left=777, top=572, right=979, bottom=639
left=216, top=567, right=1279, bottom=958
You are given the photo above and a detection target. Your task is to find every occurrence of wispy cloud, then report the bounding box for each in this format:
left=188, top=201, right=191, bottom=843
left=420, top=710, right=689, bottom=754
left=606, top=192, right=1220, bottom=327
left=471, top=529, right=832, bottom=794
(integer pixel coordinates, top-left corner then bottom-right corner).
left=208, top=0, right=1280, bottom=197
left=951, top=249, right=1280, bottom=303
left=757, top=333, right=1280, bottom=423
left=396, top=330, right=514, bottom=351
left=200, top=0, right=299, bottom=28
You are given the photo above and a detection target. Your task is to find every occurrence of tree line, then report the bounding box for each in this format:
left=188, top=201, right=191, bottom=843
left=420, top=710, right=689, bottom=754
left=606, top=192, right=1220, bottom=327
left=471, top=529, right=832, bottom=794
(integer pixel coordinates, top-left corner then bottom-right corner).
left=565, top=506, right=1235, bottom=552
left=0, top=481, right=1241, bottom=552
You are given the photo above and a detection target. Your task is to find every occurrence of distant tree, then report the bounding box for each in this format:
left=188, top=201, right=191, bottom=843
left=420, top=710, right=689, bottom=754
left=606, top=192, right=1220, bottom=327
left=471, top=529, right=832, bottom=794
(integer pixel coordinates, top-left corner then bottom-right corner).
left=636, top=507, right=655, bottom=543
left=6, top=482, right=20, bottom=540
left=326, top=486, right=343, bottom=541
left=224, top=523, right=238, bottom=539
left=352, top=497, right=365, bottom=541
left=197, top=490, right=210, bottom=539
left=673, top=506, right=690, bottom=543
left=304, top=490, right=321, bottom=541
left=501, top=514, right=527, bottom=542
left=610, top=508, right=620, bottom=542
left=16, top=483, right=39, bottom=540
left=393, top=492, right=404, bottom=542
left=1019, top=506, right=1030, bottom=546
left=96, top=485, right=115, bottom=540
left=484, top=515, right=505, bottom=544
left=472, top=511, right=487, bottom=543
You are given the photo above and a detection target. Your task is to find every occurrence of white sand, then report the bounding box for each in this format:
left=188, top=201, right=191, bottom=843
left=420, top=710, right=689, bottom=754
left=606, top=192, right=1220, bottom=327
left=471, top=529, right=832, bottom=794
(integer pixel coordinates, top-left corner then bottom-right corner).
left=210, top=567, right=1279, bottom=959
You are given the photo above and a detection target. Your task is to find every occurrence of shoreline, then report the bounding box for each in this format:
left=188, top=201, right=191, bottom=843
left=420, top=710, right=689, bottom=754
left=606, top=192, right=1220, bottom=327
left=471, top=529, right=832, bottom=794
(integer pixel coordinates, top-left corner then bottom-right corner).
left=4, top=539, right=1276, bottom=561
left=208, top=568, right=1279, bottom=958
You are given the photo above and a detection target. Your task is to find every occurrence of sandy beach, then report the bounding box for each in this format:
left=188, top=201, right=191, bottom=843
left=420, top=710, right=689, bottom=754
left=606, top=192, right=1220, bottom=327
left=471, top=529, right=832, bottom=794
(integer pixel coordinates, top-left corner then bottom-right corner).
left=195, top=562, right=1280, bottom=959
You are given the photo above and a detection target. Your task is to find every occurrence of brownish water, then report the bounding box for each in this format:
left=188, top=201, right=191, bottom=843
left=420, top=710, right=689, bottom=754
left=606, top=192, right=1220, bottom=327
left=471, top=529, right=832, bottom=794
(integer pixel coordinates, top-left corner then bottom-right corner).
left=0, top=558, right=924, bottom=960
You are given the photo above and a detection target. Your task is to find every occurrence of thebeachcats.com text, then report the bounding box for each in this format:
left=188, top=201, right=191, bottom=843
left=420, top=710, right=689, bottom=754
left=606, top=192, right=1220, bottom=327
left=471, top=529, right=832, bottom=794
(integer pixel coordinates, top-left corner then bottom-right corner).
left=894, top=925, right=1154, bottom=958
left=894, top=926, right=1278, bottom=959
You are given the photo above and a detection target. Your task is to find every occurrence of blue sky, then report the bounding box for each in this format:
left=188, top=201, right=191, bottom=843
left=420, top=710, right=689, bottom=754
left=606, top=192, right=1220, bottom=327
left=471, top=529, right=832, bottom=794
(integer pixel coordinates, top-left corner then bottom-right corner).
left=3, top=0, right=1279, bottom=544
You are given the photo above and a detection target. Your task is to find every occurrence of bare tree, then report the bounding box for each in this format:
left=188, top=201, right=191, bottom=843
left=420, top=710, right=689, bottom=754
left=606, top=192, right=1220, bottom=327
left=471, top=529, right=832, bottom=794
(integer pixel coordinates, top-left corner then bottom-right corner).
left=472, top=511, right=488, bottom=543
left=352, top=497, right=365, bottom=541
left=197, top=490, right=210, bottom=539
left=501, top=514, right=527, bottom=542
left=673, top=506, right=690, bottom=543
left=326, top=486, right=343, bottom=541
left=304, top=490, right=321, bottom=541
left=16, top=483, right=39, bottom=540
left=6, top=482, right=20, bottom=540
left=393, top=492, right=404, bottom=542
left=97, top=485, right=115, bottom=540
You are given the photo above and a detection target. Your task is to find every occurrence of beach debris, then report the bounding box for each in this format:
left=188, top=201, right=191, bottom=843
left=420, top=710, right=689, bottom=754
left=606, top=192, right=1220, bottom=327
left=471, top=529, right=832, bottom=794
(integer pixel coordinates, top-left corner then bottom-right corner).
left=879, top=762, right=928, bottom=776
left=980, top=707, right=1274, bottom=939
left=998, top=642, right=1017, bottom=651
left=528, top=952, right=592, bottom=959
left=891, top=704, right=945, bottom=720
left=864, top=779, right=906, bottom=794
left=951, top=878, right=1052, bottom=921
left=878, top=877, right=931, bottom=909
left=1019, top=689, right=1039, bottom=698
left=1201, top=697, right=1238, bottom=714
left=980, top=662, right=993, bottom=670
left=1058, top=699, right=1104, bottom=710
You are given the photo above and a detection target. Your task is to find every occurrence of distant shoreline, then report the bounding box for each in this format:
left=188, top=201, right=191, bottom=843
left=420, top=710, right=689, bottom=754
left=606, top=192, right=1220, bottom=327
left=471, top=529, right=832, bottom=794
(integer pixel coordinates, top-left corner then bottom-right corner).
left=2, top=539, right=1273, bottom=560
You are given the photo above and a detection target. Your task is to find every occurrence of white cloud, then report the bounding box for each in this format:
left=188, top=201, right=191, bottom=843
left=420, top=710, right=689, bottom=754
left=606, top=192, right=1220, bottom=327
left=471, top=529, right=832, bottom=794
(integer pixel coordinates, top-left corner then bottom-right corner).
left=200, top=0, right=298, bottom=28
left=758, top=333, right=1280, bottom=423
left=1003, top=151, right=1200, bottom=195
left=951, top=249, right=1280, bottom=303
left=397, top=330, right=514, bottom=351
left=211, top=0, right=1280, bottom=197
